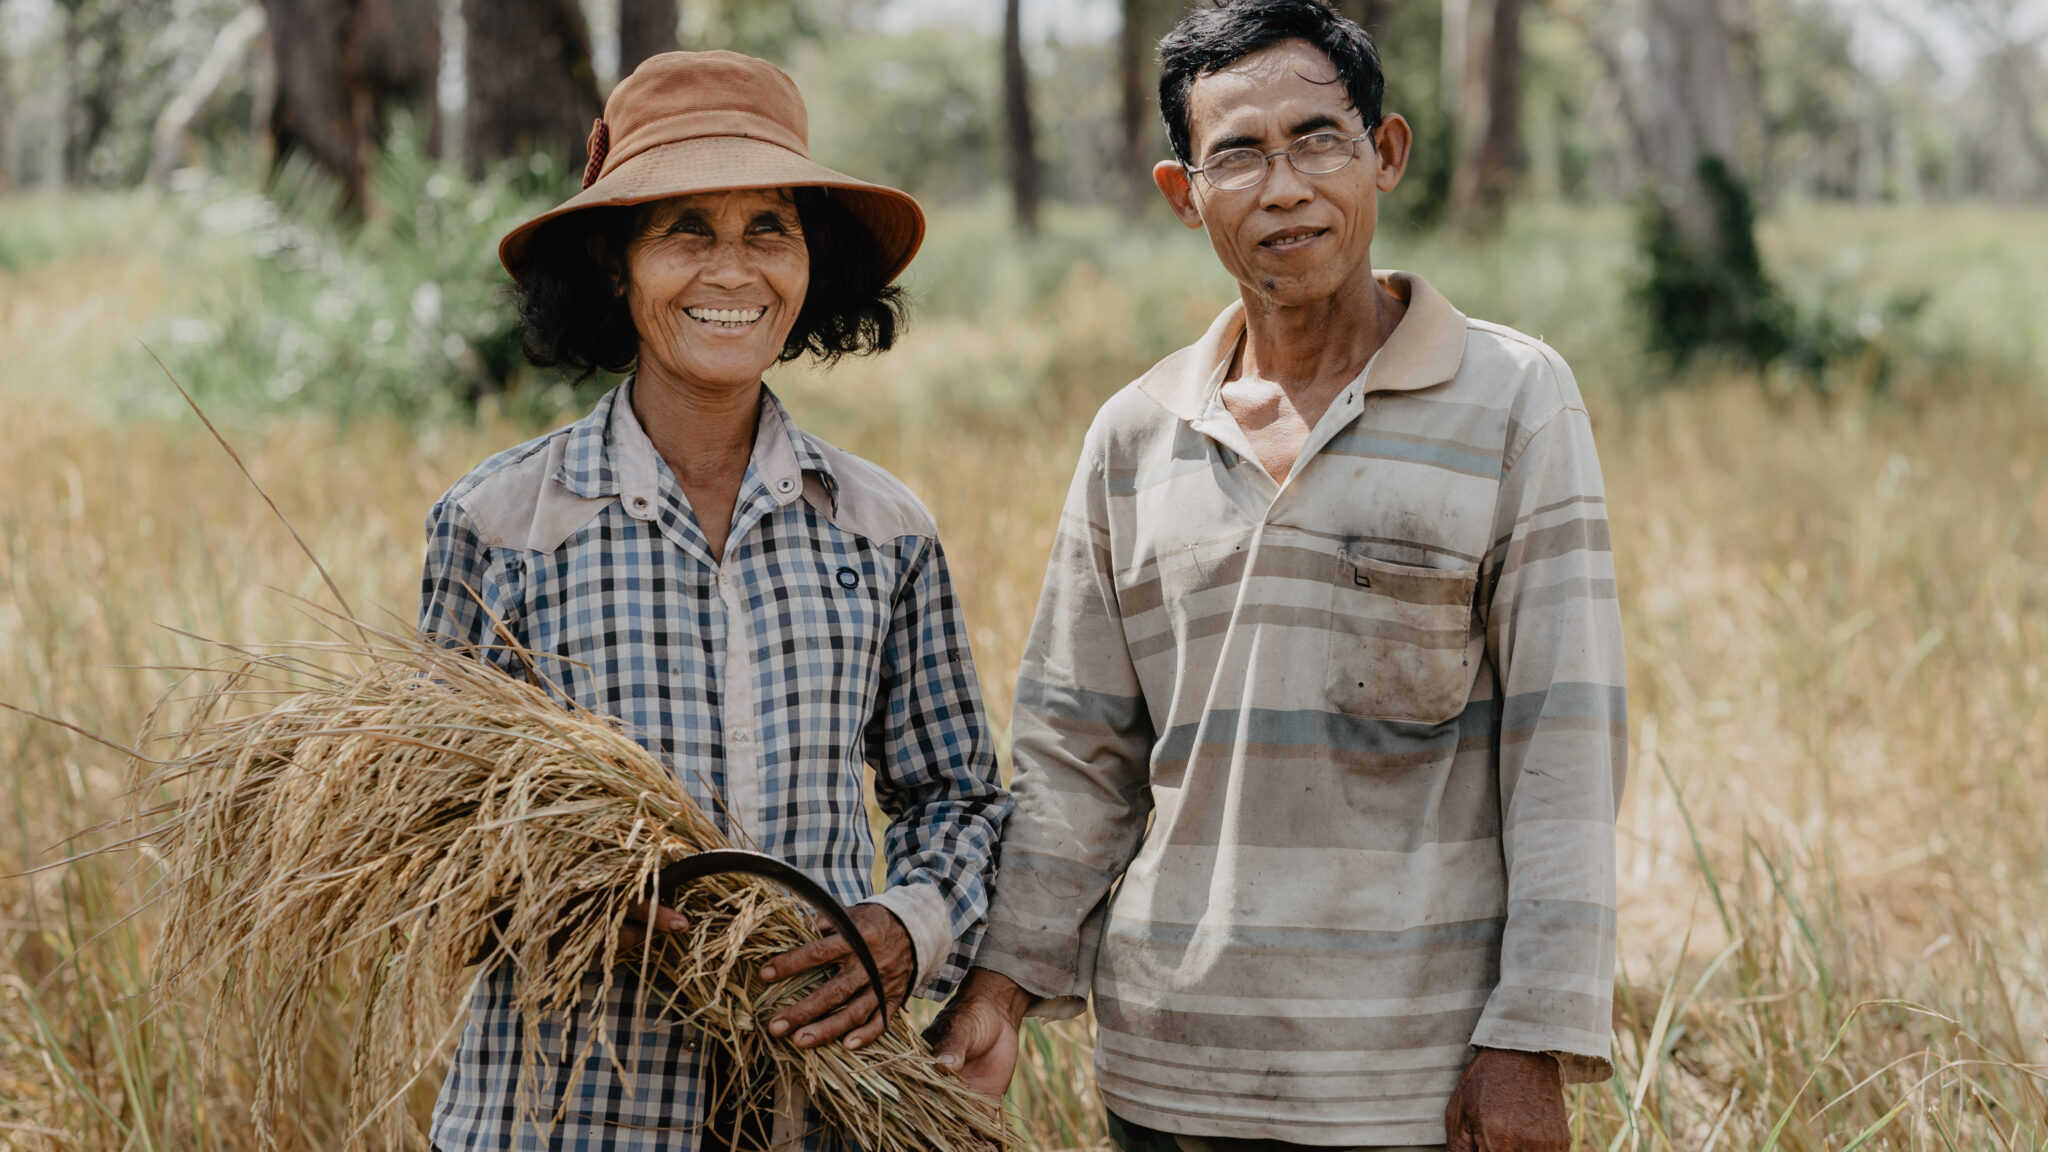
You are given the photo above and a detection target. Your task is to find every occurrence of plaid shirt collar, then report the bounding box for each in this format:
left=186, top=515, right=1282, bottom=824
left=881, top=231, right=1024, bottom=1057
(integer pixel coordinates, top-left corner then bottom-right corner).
left=553, top=377, right=841, bottom=513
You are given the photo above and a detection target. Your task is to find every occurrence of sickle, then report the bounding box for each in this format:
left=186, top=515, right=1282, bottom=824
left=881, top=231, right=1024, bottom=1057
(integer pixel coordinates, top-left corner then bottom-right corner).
left=655, top=848, right=895, bottom=1027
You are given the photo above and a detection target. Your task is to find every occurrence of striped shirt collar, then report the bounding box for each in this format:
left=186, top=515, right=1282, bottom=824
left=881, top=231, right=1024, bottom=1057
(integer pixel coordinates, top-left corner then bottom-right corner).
left=1137, top=270, right=1469, bottom=422
left=552, top=377, right=840, bottom=511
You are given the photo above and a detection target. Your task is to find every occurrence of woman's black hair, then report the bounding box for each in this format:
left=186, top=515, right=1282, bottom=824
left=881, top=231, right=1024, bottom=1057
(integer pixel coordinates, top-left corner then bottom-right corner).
left=1157, top=0, right=1385, bottom=165
left=515, top=187, right=908, bottom=377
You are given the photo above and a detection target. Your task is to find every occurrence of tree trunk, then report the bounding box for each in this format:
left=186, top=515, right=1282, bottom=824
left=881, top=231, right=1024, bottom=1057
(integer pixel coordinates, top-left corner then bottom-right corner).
left=1445, top=0, right=1523, bottom=231
left=1002, top=0, right=1041, bottom=234
left=1333, top=0, right=1391, bottom=42
left=619, top=0, right=679, bottom=80
left=260, top=0, right=438, bottom=210
left=1119, top=0, right=1147, bottom=212
left=151, top=6, right=269, bottom=188
left=50, top=2, right=79, bottom=188
left=464, top=0, right=602, bottom=173
left=0, top=41, right=12, bottom=192
left=1640, top=0, right=1738, bottom=244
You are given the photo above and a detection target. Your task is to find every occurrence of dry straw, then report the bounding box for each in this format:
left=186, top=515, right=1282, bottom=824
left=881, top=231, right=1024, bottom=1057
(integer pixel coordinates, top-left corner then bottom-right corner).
left=109, top=623, right=1011, bottom=1151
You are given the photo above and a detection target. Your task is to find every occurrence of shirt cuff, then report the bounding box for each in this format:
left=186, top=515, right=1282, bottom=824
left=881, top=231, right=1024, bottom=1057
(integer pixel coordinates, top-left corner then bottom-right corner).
left=858, top=884, right=955, bottom=996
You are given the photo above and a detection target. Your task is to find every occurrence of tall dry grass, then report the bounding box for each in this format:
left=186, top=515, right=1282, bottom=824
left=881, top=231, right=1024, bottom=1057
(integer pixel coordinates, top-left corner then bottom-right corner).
left=2, top=193, right=2045, bottom=1149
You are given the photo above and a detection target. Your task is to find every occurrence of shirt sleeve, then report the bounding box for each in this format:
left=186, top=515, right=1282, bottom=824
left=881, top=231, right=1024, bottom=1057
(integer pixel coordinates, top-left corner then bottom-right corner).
left=970, top=426, right=1157, bottom=1020
left=860, top=535, right=1013, bottom=1000
left=418, top=495, right=525, bottom=677
left=1466, top=398, right=1627, bottom=1083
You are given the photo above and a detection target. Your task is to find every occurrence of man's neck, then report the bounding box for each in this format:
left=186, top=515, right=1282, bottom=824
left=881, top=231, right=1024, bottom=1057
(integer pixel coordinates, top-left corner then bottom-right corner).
left=1234, top=266, right=1405, bottom=396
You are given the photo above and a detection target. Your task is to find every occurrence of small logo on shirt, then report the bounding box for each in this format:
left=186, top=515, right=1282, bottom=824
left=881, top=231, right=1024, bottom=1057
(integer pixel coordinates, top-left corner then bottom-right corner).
left=836, top=567, right=860, bottom=589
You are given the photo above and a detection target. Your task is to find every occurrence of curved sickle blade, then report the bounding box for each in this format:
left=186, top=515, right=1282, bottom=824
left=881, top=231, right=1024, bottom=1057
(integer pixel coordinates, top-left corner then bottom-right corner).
left=655, top=848, right=893, bottom=1028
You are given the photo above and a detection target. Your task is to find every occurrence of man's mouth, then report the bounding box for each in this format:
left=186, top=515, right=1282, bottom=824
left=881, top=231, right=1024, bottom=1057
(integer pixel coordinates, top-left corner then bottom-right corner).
left=684, top=306, right=766, bottom=328
left=1259, top=227, right=1327, bottom=254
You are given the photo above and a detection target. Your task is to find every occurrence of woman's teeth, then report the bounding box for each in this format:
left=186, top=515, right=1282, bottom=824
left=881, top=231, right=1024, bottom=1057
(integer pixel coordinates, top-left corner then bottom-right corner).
left=685, top=306, right=765, bottom=327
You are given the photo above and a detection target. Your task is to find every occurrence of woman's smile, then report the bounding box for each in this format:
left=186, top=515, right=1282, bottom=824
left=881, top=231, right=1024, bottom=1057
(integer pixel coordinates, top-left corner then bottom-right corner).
left=683, top=305, right=768, bottom=328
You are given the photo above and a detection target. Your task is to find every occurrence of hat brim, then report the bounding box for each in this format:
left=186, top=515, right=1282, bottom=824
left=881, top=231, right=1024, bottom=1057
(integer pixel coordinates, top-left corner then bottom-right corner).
left=497, top=136, right=926, bottom=285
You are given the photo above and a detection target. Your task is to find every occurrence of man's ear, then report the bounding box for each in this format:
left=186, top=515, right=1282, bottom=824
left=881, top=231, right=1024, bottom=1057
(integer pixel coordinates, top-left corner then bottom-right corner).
left=1372, top=113, right=1414, bottom=193
left=1153, top=161, right=1204, bottom=230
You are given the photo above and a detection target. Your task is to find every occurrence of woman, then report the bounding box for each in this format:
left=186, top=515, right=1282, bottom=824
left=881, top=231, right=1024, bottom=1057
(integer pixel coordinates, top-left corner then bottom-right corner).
left=419, top=51, right=1009, bottom=1151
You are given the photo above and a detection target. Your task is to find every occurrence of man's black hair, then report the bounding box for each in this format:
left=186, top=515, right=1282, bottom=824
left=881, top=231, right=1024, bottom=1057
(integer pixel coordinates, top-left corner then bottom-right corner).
left=1157, top=0, right=1385, bottom=165
left=516, top=187, right=907, bottom=378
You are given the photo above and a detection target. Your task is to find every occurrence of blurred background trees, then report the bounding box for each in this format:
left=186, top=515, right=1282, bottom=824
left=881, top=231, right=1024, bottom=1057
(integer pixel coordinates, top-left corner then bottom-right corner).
left=0, top=0, right=2040, bottom=392
left=6, top=0, right=2041, bottom=214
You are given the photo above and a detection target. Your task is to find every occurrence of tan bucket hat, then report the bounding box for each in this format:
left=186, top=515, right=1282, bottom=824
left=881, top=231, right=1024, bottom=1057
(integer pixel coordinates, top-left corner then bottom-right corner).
left=497, top=51, right=926, bottom=285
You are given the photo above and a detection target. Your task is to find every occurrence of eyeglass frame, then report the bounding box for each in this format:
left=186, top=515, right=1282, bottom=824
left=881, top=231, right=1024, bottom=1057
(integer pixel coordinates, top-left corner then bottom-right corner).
left=1184, top=125, right=1380, bottom=192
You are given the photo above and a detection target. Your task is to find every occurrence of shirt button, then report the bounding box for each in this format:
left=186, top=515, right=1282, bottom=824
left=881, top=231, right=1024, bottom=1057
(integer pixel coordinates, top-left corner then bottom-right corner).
left=775, top=477, right=796, bottom=495
left=729, top=727, right=752, bottom=744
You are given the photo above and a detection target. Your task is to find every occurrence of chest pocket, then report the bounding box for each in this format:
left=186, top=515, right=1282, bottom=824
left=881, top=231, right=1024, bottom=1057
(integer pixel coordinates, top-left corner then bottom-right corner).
left=1325, top=547, right=1482, bottom=725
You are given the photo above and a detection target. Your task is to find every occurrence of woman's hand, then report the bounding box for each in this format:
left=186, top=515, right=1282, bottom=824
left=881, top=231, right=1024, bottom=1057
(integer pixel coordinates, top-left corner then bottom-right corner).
left=757, top=904, right=915, bottom=1052
left=467, top=899, right=688, bottom=966
left=616, top=899, right=690, bottom=952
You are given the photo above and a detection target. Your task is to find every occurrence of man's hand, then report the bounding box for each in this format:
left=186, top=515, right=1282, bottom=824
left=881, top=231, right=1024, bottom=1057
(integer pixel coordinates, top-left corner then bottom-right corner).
left=758, top=903, right=915, bottom=1052
left=922, top=967, right=1034, bottom=1099
left=1444, top=1047, right=1570, bottom=1152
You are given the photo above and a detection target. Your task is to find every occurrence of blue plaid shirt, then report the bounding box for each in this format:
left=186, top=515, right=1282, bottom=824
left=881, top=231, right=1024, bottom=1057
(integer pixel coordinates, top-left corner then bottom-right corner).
left=420, top=381, right=1009, bottom=1151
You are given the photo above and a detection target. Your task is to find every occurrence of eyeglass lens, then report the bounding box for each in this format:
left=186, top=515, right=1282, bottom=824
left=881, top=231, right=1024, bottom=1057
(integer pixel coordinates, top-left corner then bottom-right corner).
left=1203, top=131, right=1362, bottom=190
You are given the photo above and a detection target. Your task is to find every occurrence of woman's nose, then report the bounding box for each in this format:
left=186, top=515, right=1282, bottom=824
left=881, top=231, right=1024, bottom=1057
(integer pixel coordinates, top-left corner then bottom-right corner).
left=700, top=236, right=757, bottom=286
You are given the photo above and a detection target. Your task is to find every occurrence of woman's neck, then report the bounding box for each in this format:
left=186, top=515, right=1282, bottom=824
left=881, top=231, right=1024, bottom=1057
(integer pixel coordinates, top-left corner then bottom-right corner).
left=630, top=366, right=761, bottom=561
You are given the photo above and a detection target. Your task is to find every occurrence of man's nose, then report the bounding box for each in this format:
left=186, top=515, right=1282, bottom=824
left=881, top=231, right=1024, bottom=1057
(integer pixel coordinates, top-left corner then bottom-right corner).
left=1259, top=154, right=1316, bottom=209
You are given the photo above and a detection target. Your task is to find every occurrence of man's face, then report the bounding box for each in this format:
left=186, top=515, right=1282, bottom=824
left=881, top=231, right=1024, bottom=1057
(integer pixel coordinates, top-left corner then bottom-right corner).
left=1154, top=39, right=1410, bottom=310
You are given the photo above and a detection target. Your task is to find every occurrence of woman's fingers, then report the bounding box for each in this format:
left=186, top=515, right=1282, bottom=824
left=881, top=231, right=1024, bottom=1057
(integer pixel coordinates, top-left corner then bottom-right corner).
left=767, top=961, right=872, bottom=1036
left=788, top=988, right=883, bottom=1050
left=616, top=900, right=689, bottom=952
left=758, top=929, right=848, bottom=984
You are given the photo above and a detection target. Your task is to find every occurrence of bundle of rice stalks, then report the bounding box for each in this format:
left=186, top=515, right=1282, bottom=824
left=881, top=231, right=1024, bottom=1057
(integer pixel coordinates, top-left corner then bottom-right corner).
left=113, top=628, right=1010, bottom=1151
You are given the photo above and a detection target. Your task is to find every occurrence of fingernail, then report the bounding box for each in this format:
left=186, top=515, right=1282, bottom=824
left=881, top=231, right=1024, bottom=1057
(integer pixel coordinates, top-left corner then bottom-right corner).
left=769, top=1019, right=788, bottom=1036
left=796, top=1032, right=813, bottom=1046
left=937, top=1053, right=960, bottom=1068
left=846, top=1038, right=862, bottom=1051
left=760, top=967, right=776, bottom=980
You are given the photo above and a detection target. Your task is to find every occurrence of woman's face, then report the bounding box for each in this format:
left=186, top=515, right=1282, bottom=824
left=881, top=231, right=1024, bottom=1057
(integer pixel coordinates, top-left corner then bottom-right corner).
left=621, top=189, right=810, bottom=394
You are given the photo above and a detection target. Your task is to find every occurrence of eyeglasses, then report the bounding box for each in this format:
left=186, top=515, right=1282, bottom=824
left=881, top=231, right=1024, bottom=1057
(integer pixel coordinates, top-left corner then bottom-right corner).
left=1186, top=128, right=1375, bottom=192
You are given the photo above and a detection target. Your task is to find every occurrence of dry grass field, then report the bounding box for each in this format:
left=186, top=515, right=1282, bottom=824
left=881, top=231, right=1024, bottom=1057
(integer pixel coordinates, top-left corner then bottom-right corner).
left=1, top=193, right=2044, bottom=1149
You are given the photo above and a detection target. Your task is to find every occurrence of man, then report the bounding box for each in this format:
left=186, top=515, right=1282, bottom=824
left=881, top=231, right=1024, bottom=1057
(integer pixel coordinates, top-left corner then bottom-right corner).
left=926, top=2, right=1625, bottom=1150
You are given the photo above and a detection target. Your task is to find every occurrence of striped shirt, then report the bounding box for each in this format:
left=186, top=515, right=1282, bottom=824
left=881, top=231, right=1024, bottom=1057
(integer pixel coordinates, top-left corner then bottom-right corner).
left=419, top=381, right=1009, bottom=1151
left=975, top=273, right=1626, bottom=1146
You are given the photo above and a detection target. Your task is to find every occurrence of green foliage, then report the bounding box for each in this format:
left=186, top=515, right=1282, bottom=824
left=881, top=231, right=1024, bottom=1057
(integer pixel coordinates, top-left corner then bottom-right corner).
left=1634, top=157, right=1794, bottom=369
left=143, top=122, right=587, bottom=421
left=801, top=30, right=997, bottom=203
left=1633, top=158, right=1942, bottom=389
left=1371, top=0, right=1457, bottom=228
